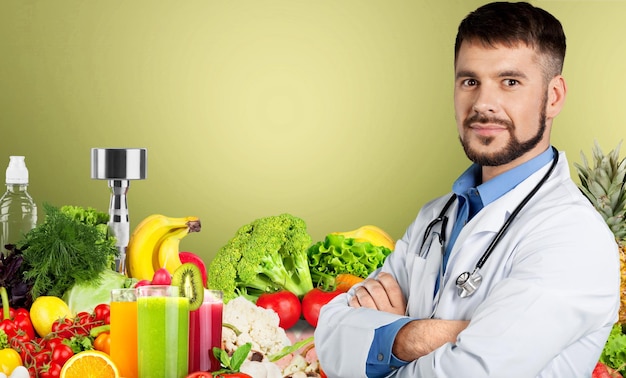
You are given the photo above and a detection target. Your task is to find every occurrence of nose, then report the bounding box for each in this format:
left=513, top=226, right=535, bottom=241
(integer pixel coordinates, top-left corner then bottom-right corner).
left=472, top=88, right=497, bottom=113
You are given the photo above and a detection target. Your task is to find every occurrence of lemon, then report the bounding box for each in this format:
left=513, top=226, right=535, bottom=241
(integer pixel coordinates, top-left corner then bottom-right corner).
left=30, top=295, right=72, bottom=337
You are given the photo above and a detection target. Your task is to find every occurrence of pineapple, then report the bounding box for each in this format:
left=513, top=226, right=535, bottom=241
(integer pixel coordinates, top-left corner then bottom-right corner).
left=575, top=140, right=626, bottom=323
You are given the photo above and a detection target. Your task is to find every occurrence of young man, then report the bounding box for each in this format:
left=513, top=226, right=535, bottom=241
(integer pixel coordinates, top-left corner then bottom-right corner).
left=314, top=2, right=620, bottom=377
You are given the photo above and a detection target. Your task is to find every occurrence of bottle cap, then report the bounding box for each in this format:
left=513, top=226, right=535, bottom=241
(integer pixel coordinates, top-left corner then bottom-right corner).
left=6, top=156, right=29, bottom=184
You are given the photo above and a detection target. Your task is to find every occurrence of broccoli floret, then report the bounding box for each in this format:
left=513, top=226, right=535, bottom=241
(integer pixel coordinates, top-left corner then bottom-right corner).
left=207, top=213, right=314, bottom=303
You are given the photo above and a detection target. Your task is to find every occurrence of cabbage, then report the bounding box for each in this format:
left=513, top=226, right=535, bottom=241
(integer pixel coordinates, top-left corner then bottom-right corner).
left=62, top=269, right=137, bottom=314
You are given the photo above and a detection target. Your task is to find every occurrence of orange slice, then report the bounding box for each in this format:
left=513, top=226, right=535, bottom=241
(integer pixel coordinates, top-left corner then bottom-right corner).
left=60, top=350, right=120, bottom=378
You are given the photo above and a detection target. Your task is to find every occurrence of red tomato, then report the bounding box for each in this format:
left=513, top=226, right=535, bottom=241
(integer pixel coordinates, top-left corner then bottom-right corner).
left=186, top=372, right=252, bottom=378
left=256, top=291, right=302, bottom=329
left=33, top=348, right=51, bottom=369
left=45, top=337, right=64, bottom=351
left=301, top=288, right=342, bottom=327
left=51, top=343, right=74, bottom=366
left=134, top=279, right=151, bottom=288
left=52, top=319, right=74, bottom=339
left=40, top=362, right=62, bottom=378
left=93, top=303, right=111, bottom=324
left=186, top=373, right=212, bottom=378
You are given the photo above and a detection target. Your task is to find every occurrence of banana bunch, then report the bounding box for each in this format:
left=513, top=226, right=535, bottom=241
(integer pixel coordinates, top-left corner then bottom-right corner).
left=125, top=214, right=202, bottom=280
left=332, top=225, right=395, bottom=251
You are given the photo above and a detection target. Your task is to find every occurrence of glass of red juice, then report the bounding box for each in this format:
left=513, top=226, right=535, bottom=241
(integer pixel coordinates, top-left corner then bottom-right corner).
left=188, top=289, right=223, bottom=372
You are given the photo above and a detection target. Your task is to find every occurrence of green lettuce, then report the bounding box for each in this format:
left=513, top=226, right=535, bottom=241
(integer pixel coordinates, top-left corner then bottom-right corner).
left=600, top=323, right=626, bottom=375
left=62, top=269, right=137, bottom=314
left=307, top=233, right=391, bottom=289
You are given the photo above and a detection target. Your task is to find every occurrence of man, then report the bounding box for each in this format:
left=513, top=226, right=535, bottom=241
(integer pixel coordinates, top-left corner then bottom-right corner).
left=314, top=2, right=620, bottom=377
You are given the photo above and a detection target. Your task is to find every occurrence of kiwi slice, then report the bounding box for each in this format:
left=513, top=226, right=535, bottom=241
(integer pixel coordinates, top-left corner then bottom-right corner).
left=171, top=262, right=205, bottom=311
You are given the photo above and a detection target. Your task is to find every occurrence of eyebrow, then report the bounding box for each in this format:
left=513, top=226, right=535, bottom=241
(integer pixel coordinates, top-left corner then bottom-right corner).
left=455, top=69, right=529, bottom=80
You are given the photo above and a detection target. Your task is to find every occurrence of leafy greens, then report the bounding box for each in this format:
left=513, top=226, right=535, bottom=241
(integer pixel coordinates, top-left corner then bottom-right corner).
left=21, top=203, right=117, bottom=299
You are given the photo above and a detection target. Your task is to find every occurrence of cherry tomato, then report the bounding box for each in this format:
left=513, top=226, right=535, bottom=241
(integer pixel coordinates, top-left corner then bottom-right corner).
left=9, top=330, right=31, bottom=349
left=93, top=303, right=111, bottom=324
left=51, top=343, right=74, bottom=367
left=256, top=291, right=302, bottom=329
left=33, top=348, right=51, bottom=369
left=40, top=362, right=62, bottom=378
left=45, top=337, right=64, bottom=351
left=16, top=339, right=37, bottom=365
left=75, top=311, right=91, bottom=323
left=51, top=318, right=73, bottom=339
left=301, top=288, right=343, bottom=328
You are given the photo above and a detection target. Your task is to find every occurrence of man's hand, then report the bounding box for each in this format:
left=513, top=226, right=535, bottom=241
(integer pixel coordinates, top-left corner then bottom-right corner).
left=349, top=272, right=406, bottom=315
left=349, top=272, right=469, bottom=361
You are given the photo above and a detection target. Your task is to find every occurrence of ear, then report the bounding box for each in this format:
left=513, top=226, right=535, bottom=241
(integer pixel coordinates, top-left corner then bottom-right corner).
left=545, top=75, right=567, bottom=118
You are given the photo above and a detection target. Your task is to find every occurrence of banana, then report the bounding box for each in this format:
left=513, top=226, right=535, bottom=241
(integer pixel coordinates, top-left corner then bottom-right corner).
left=332, top=225, right=396, bottom=251
left=154, top=225, right=199, bottom=274
left=125, top=214, right=201, bottom=280
left=151, top=226, right=186, bottom=273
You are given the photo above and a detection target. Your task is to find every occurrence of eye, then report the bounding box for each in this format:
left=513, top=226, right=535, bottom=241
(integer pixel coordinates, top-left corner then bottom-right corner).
left=504, top=79, right=519, bottom=87
left=462, top=78, right=478, bottom=87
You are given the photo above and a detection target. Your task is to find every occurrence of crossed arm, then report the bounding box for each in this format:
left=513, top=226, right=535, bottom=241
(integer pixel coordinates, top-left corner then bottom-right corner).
left=349, top=272, right=469, bottom=361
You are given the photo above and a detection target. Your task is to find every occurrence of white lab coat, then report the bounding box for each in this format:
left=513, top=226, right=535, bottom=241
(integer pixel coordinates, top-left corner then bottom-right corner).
left=315, top=152, right=620, bottom=378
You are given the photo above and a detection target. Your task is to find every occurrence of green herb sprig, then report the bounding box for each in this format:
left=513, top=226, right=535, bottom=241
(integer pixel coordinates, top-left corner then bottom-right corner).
left=21, top=203, right=118, bottom=299
left=212, top=342, right=252, bottom=376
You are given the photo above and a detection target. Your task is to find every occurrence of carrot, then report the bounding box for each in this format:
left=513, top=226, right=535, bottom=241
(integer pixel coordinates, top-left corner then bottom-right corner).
left=335, top=273, right=365, bottom=292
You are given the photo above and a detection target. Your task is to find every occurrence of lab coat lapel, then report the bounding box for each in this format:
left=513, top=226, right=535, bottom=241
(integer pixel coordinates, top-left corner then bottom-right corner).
left=406, top=199, right=459, bottom=318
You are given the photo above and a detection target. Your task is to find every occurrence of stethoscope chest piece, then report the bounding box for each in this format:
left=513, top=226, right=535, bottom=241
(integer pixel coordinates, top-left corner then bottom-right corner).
left=456, top=270, right=483, bottom=298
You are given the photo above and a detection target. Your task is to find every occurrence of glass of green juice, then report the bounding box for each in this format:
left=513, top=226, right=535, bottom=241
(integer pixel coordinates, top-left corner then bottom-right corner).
left=137, top=285, right=190, bottom=378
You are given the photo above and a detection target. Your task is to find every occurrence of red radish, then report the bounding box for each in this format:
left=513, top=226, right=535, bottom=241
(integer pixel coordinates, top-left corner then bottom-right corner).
left=134, top=279, right=151, bottom=288
left=151, top=268, right=172, bottom=285
left=179, top=251, right=208, bottom=287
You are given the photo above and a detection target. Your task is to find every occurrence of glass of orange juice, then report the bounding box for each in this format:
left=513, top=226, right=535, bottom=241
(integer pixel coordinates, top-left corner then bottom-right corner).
left=110, top=288, right=138, bottom=378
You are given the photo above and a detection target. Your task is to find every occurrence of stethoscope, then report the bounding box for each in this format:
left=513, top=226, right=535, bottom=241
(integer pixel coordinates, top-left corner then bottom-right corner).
left=420, top=147, right=560, bottom=298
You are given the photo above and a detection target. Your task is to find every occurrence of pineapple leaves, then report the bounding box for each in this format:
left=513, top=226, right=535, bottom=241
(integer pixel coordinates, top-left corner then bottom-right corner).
left=576, top=140, right=626, bottom=243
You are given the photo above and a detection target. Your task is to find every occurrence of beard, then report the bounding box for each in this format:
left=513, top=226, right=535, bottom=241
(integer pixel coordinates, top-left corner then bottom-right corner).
left=459, top=94, right=548, bottom=167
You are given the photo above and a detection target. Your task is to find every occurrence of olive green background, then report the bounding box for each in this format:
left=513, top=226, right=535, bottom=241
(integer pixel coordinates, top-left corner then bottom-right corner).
left=1, top=1, right=624, bottom=264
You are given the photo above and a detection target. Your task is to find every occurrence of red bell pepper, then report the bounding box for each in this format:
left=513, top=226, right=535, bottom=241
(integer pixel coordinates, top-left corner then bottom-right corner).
left=0, top=287, right=35, bottom=342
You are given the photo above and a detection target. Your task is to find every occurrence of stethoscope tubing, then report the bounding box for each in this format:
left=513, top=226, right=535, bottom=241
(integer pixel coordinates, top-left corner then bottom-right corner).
left=422, top=146, right=560, bottom=297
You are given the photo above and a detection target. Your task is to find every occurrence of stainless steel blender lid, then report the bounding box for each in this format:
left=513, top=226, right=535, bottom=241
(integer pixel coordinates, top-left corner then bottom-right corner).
left=90, top=148, right=147, bottom=180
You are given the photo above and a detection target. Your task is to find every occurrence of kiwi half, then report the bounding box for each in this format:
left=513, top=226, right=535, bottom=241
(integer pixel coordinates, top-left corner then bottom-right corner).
left=171, top=262, right=205, bottom=311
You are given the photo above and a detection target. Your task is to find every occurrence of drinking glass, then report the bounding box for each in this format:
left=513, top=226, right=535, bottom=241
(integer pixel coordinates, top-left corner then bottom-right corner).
left=110, top=288, right=138, bottom=378
left=188, top=289, right=223, bottom=372
left=137, top=285, right=190, bottom=378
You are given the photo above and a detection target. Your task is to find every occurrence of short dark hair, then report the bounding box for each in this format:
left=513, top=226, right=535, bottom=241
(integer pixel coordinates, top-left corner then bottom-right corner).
left=454, top=2, right=566, bottom=79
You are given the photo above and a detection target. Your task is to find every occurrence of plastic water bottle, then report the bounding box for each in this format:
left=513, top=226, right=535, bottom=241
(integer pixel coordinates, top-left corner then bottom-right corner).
left=0, top=156, right=38, bottom=255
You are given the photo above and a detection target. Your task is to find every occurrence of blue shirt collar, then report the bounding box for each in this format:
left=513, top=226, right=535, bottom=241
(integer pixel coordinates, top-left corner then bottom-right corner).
left=452, top=146, right=555, bottom=209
